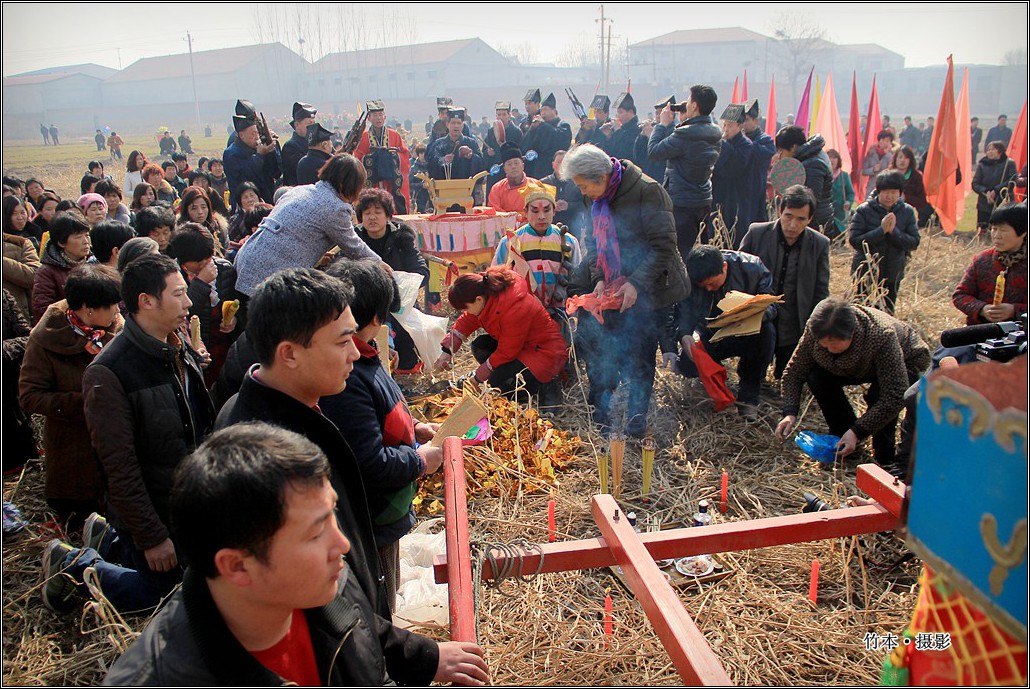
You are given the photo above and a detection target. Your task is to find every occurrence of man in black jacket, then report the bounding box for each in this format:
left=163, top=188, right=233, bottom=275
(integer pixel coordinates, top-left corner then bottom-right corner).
left=296, top=122, right=334, bottom=186
left=103, top=423, right=487, bottom=686
left=774, top=126, right=835, bottom=231
left=42, top=254, right=215, bottom=615
left=281, top=101, right=317, bottom=187
left=740, top=185, right=830, bottom=378
left=522, top=92, right=571, bottom=179
left=667, top=246, right=777, bottom=419
left=600, top=92, right=647, bottom=170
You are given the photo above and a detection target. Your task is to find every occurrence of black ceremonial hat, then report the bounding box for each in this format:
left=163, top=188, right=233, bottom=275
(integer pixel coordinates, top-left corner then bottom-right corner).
left=291, top=101, right=316, bottom=124
left=500, top=142, right=523, bottom=163
left=614, top=92, right=635, bottom=111
left=524, top=88, right=541, bottom=104
left=366, top=100, right=385, bottom=113
left=447, top=107, right=467, bottom=120
left=232, top=114, right=257, bottom=132
left=654, top=94, right=676, bottom=110
left=436, top=96, right=453, bottom=109
left=235, top=99, right=257, bottom=118
left=743, top=99, right=761, bottom=119
left=589, top=95, right=611, bottom=112
left=720, top=103, right=746, bottom=124
left=306, top=122, right=333, bottom=146
left=495, top=100, right=512, bottom=111
left=542, top=92, right=557, bottom=109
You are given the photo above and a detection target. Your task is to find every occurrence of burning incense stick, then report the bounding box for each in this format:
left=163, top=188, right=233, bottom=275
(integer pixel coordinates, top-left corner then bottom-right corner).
left=641, top=437, right=655, bottom=497
left=610, top=436, right=626, bottom=499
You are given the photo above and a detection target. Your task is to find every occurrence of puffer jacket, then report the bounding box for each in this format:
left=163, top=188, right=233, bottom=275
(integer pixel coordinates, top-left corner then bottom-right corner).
left=795, top=135, right=835, bottom=227
left=848, top=197, right=920, bottom=284
left=82, top=315, right=215, bottom=550
left=647, top=115, right=722, bottom=208
left=32, top=241, right=91, bottom=323
left=580, top=160, right=691, bottom=311
left=3, top=233, right=40, bottom=319
left=972, top=155, right=1018, bottom=213
left=19, top=300, right=122, bottom=502
left=102, top=566, right=439, bottom=686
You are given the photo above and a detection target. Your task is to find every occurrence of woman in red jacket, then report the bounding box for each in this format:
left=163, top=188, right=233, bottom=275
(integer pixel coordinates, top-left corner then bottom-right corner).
left=434, top=266, right=567, bottom=398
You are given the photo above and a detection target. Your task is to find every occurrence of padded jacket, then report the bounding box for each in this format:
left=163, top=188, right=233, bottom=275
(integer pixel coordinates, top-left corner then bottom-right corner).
left=848, top=197, right=920, bottom=284
left=647, top=115, right=722, bottom=208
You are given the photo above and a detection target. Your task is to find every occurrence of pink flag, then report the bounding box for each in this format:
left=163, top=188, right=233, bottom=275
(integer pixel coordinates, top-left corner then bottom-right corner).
left=859, top=75, right=882, bottom=196
left=795, top=68, right=814, bottom=136
left=742, top=70, right=749, bottom=100
left=848, top=72, right=862, bottom=191
left=955, top=68, right=973, bottom=215
left=1006, top=100, right=1028, bottom=202
left=765, top=76, right=778, bottom=136
left=731, top=77, right=739, bottom=104
left=814, top=73, right=851, bottom=174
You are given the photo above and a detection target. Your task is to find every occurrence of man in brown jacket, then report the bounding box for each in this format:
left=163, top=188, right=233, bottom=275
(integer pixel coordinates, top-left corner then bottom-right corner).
left=41, top=254, right=214, bottom=614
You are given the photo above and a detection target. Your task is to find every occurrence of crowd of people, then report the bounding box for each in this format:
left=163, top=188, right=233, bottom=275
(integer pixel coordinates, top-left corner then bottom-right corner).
left=2, top=85, right=1026, bottom=686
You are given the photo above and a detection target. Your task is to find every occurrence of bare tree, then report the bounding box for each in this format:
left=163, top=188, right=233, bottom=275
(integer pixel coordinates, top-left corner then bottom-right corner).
left=556, top=37, right=600, bottom=68
left=1003, top=48, right=1028, bottom=66
left=769, top=13, right=833, bottom=112
left=497, top=42, right=539, bottom=66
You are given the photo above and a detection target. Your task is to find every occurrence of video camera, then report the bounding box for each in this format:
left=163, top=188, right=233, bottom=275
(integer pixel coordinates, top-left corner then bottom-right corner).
left=939, top=314, right=1027, bottom=363
left=670, top=102, right=688, bottom=114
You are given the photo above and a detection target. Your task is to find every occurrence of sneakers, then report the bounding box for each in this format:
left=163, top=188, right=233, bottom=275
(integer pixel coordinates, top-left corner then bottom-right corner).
left=82, top=512, right=109, bottom=553
left=41, top=539, right=79, bottom=613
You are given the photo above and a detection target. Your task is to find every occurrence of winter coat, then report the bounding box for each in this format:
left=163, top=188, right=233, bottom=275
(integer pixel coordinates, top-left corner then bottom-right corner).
left=647, top=115, right=722, bottom=208
left=451, top=272, right=568, bottom=383
left=123, top=170, right=144, bottom=198
left=952, top=245, right=1028, bottom=325
left=782, top=302, right=930, bottom=438
left=296, top=148, right=332, bottom=186
left=216, top=371, right=391, bottom=620
left=711, top=132, right=755, bottom=242
left=234, top=181, right=380, bottom=296
left=740, top=221, right=830, bottom=335
left=19, top=300, right=121, bottom=502
left=848, top=197, right=920, bottom=286
left=355, top=220, right=429, bottom=283
left=222, top=138, right=282, bottom=208
left=107, top=203, right=132, bottom=225
left=32, top=242, right=89, bottom=323
left=280, top=131, right=307, bottom=187
left=7, top=220, right=43, bottom=253
left=3, top=233, right=40, bottom=319
left=862, top=146, right=893, bottom=197
left=830, top=170, right=856, bottom=237
left=795, top=135, right=835, bottom=227
left=102, top=566, right=439, bottom=686
left=521, top=118, right=572, bottom=179
left=745, top=127, right=777, bottom=222
left=82, top=315, right=214, bottom=550
left=3, top=288, right=38, bottom=470
left=320, top=338, right=424, bottom=545
left=972, top=155, right=1018, bottom=213
left=897, top=168, right=929, bottom=214
left=602, top=116, right=647, bottom=170
left=183, top=257, right=245, bottom=385
left=580, top=160, right=691, bottom=311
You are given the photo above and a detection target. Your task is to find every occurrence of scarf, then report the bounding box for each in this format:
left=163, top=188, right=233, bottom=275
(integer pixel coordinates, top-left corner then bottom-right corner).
left=66, top=308, right=107, bottom=355
left=998, top=236, right=1027, bottom=269
left=590, top=157, right=624, bottom=284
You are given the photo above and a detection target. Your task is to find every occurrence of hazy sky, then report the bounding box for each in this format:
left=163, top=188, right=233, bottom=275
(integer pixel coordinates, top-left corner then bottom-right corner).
left=2, top=2, right=1027, bottom=76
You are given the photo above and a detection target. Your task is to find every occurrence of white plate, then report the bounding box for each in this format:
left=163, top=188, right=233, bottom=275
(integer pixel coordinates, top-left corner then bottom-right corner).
left=675, top=556, right=714, bottom=577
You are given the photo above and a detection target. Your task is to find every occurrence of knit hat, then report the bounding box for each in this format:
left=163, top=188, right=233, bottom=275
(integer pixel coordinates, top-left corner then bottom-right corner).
left=499, top=142, right=523, bottom=163
left=77, top=193, right=108, bottom=214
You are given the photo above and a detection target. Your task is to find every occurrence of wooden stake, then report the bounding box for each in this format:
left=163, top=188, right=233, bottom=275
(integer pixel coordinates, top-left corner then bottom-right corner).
left=720, top=469, right=729, bottom=514
left=808, top=558, right=820, bottom=606
left=641, top=437, right=655, bottom=498
left=547, top=498, right=556, bottom=542
left=603, top=592, right=613, bottom=646
left=597, top=450, right=609, bottom=495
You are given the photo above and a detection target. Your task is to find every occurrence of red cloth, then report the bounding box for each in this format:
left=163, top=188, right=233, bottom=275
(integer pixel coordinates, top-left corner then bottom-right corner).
left=250, top=609, right=321, bottom=686
left=353, top=126, right=411, bottom=210
left=692, top=341, right=736, bottom=412
left=564, top=276, right=626, bottom=325
left=452, top=271, right=568, bottom=383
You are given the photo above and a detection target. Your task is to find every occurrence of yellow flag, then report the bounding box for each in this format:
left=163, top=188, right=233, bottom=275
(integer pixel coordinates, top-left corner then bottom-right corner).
left=809, top=74, right=822, bottom=136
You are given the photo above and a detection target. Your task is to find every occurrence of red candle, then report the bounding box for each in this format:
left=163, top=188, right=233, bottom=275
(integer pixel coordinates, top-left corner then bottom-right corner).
left=603, top=594, right=614, bottom=644
left=808, top=559, right=820, bottom=605
left=720, top=469, right=729, bottom=514
left=547, top=499, right=556, bottom=542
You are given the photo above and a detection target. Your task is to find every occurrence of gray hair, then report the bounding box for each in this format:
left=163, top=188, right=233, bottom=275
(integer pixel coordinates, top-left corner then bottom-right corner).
left=559, top=144, right=612, bottom=183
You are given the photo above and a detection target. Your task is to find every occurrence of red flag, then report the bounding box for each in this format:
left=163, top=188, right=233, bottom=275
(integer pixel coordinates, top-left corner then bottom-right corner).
left=924, top=56, right=960, bottom=234
left=795, top=68, right=814, bottom=136
left=731, top=77, right=739, bottom=104
left=860, top=75, right=882, bottom=197
left=1007, top=100, right=1028, bottom=203
left=848, top=72, right=862, bottom=192
left=814, top=73, right=851, bottom=174
left=765, top=76, right=778, bottom=136
left=742, top=70, right=749, bottom=100
left=955, top=68, right=973, bottom=216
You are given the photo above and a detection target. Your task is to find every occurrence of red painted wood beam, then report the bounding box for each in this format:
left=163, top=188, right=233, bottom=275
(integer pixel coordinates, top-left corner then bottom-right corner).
left=442, top=436, right=476, bottom=642
left=856, top=463, right=906, bottom=517
left=434, top=480, right=901, bottom=584
left=593, top=494, right=733, bottom=686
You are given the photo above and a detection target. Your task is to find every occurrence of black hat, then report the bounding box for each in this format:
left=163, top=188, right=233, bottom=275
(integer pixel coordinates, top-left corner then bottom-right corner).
left=499, top=142, right=523, bottom=163
left=235, top=99, right=257, bottom=118
left=365, top=100, right=385, bottom=113
left=447, top=107, right=466, bottom=120
left=743, top=99, right=760, bottom=119
left=232, top=114, right=257, bottom=132
left=720, top=103, right=746, bottom=124
left=306, top=122, right=333, bottom=147
left=524, top=88, right=541, bottom=104
left=614, top=92, right=635, bottom=111
left=290, top=101, right=316, bottom=125
left=495, top=100, right=512, bottom=111
left=654, top=94, right=676, bottom=110
left=542, top=92, right=557, bottom=109
left=589, top=95, right=611, bottom=112
left=436, top=96, right=453, bottom=109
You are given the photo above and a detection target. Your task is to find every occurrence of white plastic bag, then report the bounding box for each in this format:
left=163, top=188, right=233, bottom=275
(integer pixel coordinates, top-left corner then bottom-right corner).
left=394, top=305, right=448, bottom=367
left=394, top=521, right=449, bottom=627
left=392, top=270, right=425, bottom=316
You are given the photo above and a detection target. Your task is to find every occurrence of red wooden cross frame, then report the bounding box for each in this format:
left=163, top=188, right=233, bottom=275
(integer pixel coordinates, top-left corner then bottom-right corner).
left=437, top=437, right=905, bottom=684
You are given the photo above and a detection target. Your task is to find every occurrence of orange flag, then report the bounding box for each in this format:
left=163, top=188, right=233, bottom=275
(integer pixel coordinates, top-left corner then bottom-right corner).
left=859, top=75, right=882, bottom=197
left=765, top=76, right=778, bottom=137
left=742, top=70, right=749, bottom=100
left=814, top=72, right=851, bottom=174
left=954, top=67, right=973, bottom=222
left=848, top=72, right=862, bottom=191
left=1006, top=100, right=1028, bottom=200
left=924, top=56, right=961, bottom=234
left=731, top=77, right=739, bottom=104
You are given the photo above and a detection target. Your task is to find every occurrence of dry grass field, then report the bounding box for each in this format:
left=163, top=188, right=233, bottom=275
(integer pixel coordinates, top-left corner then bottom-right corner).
left=3, top=137, right=987, bottom=685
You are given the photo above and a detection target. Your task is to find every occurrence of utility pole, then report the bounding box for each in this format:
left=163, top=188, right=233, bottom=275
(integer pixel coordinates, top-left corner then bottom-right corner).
left=117, top=48, right=122, bottom=70
left=186, top=31, right=202, bottom=133
left=605, top=22, right=612, bottom=93
left=596, top=5, right=613, bottom=94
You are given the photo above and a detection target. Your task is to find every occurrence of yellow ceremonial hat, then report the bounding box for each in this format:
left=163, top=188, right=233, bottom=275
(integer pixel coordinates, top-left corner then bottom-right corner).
left=519, top=181, right=557, bottom=208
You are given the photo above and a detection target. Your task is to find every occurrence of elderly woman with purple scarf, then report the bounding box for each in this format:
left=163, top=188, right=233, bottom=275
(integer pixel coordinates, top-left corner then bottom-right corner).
left=561, top=144, right=690, bottom=437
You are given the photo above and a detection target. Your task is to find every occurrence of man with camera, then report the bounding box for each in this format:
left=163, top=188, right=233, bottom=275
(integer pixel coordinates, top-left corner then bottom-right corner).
left=646, top=84, right=722, bottom=262
left=223, top=99, right=281, bottom=208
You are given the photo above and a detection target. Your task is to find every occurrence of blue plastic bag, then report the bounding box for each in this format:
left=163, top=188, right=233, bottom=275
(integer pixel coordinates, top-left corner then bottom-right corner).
left=795, top=431, right=842, bottom=464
